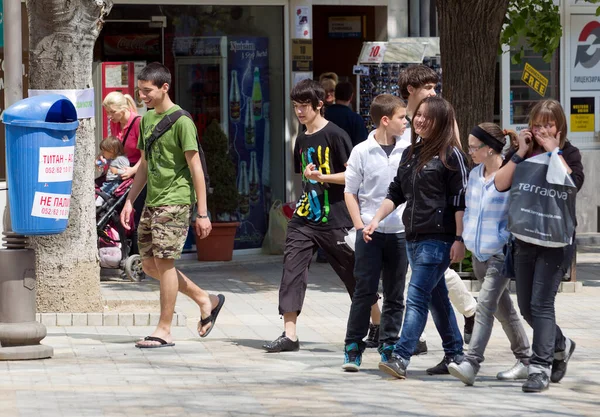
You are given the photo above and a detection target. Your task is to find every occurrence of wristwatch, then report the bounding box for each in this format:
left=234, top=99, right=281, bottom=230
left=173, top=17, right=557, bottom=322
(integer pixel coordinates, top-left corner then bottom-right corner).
left=197, top=213, right=209, bottom=219
left=455, top=235, right=464, bottom=243
left=510, top=153, right=525, bottom=164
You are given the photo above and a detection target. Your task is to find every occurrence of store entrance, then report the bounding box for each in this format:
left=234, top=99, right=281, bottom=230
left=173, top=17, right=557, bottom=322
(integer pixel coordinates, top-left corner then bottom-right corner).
left=312, top=5, right=383, bottom=85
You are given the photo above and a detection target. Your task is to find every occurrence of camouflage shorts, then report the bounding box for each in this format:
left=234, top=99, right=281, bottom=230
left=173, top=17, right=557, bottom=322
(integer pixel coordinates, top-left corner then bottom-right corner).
left=137, top=205, right=191, bottom=260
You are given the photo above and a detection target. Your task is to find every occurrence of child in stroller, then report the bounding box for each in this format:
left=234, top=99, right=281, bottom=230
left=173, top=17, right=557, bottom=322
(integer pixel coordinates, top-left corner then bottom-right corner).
left=96, top=174, right=144, bottom=282
left=95, top=136, right=130, bottom=207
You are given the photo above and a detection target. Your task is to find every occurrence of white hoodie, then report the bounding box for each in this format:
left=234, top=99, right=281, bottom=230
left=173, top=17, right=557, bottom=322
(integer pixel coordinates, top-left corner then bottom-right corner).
left=344, top=129, right=411, bottom=234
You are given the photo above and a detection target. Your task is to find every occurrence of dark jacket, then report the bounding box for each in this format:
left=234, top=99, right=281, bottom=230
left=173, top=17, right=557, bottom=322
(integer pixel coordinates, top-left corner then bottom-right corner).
left=386, top=145, right=470, bottom=242
left=324, top=104, right=368, bottom=146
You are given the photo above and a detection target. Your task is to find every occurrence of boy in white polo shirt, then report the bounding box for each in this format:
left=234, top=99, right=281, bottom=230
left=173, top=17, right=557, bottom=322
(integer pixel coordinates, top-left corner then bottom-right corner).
left=342, top=94, right=410, bottom=371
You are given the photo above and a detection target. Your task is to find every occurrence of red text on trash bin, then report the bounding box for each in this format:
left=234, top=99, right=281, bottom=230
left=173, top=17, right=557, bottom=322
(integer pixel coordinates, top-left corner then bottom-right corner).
left=31, top=192, right=71, bottom=219
left=38, top=146, right=75, bottom=183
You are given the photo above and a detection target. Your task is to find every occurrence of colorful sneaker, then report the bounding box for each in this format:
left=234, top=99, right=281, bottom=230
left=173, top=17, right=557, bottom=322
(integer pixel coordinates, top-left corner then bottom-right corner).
left=342, top=342, right=362, bottom=372
left=378, top=344, right=394, bottom=362
left=365, top=323, right=380, bottom=348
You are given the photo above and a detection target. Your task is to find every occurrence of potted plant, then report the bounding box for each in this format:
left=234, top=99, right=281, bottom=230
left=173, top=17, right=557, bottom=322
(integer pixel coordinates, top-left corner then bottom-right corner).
left=194, top=119, right=240, bottom=261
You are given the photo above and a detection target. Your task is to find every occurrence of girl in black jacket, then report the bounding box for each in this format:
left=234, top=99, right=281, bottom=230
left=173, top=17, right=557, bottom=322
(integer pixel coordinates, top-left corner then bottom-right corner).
left=495, top=99, right=584, bottom=393
left=364, top=96, right=469, bottom=379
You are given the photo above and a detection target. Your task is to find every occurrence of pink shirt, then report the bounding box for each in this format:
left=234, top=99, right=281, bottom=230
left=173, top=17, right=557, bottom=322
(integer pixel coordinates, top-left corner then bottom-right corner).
left=109, top=112, right=141, bottom=165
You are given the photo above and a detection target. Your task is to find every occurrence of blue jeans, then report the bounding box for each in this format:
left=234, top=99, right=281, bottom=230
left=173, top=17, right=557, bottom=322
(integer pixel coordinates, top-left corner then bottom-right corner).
left=393, top=239, right=463, bottom=361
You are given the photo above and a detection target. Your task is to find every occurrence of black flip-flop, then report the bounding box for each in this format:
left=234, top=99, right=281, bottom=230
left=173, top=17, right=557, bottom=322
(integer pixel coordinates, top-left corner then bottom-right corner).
left=135, top=336, right=175, bottom=348
left=199, top=294, right=226, bottom=338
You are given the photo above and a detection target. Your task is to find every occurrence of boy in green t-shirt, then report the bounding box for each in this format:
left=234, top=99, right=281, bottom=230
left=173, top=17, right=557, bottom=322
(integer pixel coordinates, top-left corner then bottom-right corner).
left=120, top=62, right=225, bottom=348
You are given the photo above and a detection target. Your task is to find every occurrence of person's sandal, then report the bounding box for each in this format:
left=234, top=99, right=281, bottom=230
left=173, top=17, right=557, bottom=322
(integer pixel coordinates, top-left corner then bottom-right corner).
left=199, top=294, right=226, bottom=338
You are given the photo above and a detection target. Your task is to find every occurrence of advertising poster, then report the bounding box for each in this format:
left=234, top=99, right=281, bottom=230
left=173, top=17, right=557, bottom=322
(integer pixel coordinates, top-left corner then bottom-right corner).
left=295, top=6, right=311, bottom=39
left=570, top=15, right=600, bottom=91
left=570, top=97, right=595, bottom=132
left=228, top=37, right=270, bottom=249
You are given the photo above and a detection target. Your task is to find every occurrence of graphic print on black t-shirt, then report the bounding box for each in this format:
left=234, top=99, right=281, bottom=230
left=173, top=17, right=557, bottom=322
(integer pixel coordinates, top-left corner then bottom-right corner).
left=290, top=123, right=353, bottom=229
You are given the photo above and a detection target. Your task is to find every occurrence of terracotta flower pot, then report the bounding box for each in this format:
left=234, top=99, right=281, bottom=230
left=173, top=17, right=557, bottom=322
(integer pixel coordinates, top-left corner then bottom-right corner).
left=194, top=222, right=240, bottom=261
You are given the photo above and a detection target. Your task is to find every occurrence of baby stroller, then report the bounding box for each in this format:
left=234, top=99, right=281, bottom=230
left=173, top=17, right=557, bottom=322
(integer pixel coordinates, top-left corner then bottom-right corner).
left=96, top=178, right=144, bottom=282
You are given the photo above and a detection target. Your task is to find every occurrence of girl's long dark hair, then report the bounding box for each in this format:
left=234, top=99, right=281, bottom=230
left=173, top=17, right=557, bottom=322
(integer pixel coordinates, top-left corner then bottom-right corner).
left=405, top=96, right=461, bottom=171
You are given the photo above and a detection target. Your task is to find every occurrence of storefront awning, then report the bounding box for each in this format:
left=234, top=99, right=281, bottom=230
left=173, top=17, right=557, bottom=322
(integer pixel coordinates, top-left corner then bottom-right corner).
left=358, top=37, right=440, bottom=64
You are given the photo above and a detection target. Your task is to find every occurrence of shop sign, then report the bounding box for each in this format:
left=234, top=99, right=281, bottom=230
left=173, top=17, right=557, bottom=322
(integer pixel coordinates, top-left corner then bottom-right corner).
left=104, top=34, right=160, bottom=57
left=328, top=16, right=362, bottom=39
left=521, top=63, right=548, bottom=96
left=173, top=37, right=222, bottom=57
left=292, top=39, right=313, bottom=72
left=29, top=88, right=95, bottom=119
left=570, top=97, right=595, bottom=132
left=359, top=42, right=387, bottom=64
left=570, top=15, right=600, bottom=91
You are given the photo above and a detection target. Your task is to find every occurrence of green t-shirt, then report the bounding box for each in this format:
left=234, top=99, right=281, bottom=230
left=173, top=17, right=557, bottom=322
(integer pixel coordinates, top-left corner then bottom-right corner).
left=138, top=105, right=199, bottom=207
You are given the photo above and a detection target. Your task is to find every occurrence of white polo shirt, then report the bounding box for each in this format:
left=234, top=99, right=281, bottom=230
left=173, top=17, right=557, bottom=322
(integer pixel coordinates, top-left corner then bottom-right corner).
left=344, top=129, right=411, bottom=234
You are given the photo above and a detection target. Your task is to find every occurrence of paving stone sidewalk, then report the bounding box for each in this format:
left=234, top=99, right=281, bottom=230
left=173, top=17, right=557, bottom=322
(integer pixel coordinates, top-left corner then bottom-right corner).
left=1, top=254, right=600, bottom=417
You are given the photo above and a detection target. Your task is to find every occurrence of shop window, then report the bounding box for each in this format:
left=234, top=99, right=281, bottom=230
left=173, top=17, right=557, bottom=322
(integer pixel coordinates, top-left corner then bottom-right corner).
left=97, top=5, right=285, bottom=250
left=509, top=47, right=560, bottom=126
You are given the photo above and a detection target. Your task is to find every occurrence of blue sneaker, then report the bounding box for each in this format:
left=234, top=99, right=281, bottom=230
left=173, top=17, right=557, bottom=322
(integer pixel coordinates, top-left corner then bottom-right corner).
left=342, top=342, right=362, bottom=372
left=378, top=344, right=394, bottom=362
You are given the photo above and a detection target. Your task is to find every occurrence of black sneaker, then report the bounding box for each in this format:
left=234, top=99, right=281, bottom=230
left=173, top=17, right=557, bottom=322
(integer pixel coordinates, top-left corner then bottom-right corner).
left=378, top=354, right=407, bottom=379
left=365, top=323, right=380, bottom=348
left=263, top=332, right=300, bottom=352
left=551, top=339, right=576, bottom=383
left=426, top=354, right=463, bottom=375
left=413, top=339, right=428, bottom=356
left=463, top=314, right=475, bottom=345
left=522, top=373, right=550, bottom=393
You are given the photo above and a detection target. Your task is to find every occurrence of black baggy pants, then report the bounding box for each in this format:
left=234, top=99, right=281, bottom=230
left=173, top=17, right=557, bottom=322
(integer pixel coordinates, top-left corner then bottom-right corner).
left=278, top=224, right=356, bottom=316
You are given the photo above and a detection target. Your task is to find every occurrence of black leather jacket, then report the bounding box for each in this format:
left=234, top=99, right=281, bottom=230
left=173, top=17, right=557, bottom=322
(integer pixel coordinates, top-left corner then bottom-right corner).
left=386, top=145, right=469, bottom=242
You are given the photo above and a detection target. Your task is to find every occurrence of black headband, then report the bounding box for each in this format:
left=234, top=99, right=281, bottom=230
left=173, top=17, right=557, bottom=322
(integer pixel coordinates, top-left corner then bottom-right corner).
left=470, top=125, right=504, bottom=154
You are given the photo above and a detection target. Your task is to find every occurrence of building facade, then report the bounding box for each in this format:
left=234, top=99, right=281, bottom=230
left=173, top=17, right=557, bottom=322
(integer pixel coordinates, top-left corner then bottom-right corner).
left=1, top=0, right=599, bottom=246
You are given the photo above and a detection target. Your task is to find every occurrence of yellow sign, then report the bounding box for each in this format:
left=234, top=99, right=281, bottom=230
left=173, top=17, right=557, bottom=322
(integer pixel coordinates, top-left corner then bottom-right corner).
left=521, top=63, right=548, bottom=97
left=570, top=97, right=595, bottom=132
left=292, top=39, right=313, bottom=72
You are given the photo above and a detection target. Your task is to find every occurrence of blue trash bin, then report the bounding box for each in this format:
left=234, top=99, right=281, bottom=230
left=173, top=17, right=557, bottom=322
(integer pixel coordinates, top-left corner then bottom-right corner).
left=3, top=94, right=79, bottom=235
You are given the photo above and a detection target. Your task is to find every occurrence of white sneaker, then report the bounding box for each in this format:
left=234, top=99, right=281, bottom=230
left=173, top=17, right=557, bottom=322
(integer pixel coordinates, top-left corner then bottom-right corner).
left=496, top=360, right=528, bottom=380
left=448, top=360, right=476, bottom=386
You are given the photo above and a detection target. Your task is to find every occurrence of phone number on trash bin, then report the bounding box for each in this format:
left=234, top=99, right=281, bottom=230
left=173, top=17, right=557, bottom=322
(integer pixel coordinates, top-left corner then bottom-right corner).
left=44, top=166, right=73, bottom=174
left=39, top=207, right=70, bottom=217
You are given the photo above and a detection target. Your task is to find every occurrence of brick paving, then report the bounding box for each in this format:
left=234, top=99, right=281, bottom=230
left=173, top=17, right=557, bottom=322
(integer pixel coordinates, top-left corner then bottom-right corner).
left=1, top=253, right=599, bottom=416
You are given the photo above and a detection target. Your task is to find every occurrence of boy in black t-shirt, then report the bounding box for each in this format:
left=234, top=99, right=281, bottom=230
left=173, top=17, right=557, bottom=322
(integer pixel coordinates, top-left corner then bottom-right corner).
left=263, top=79, right=377, bottom=352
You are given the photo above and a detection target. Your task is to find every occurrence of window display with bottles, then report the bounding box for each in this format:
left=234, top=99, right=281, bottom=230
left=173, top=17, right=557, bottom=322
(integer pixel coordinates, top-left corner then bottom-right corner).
left=96, top=5, right=285, bottom=251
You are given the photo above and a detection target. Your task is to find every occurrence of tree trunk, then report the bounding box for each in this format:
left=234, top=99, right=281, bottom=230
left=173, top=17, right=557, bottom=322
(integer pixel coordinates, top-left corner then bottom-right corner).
left=26, top=0, right=113, bottom=312
left=437, top=0, right=509, bottom=149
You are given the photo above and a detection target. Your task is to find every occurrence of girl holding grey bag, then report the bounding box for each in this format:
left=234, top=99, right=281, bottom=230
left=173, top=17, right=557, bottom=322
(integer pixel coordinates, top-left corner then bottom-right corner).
left=494, top=99, right=584, bottom=393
